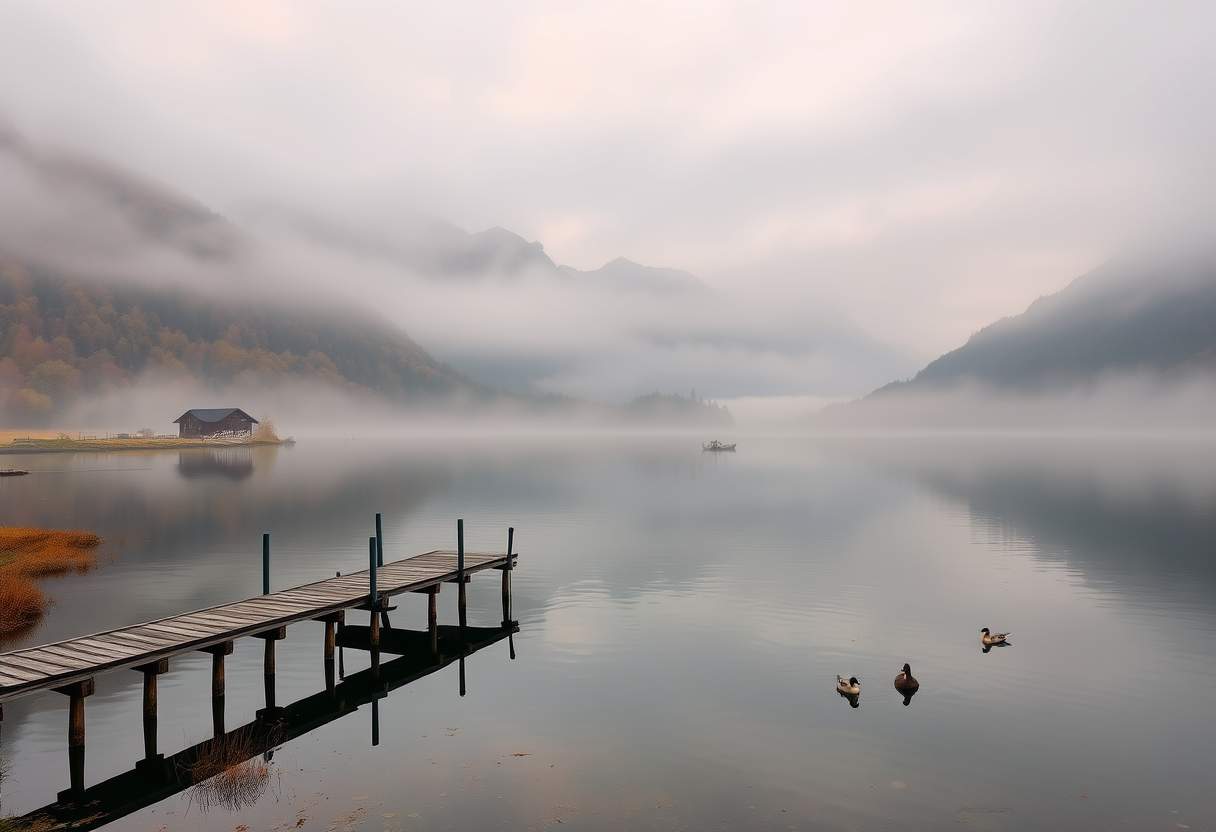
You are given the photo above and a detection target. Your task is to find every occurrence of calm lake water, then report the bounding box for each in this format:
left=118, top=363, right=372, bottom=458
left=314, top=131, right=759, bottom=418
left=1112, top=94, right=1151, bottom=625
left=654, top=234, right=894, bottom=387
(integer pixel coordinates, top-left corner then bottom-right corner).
left=2, top=435, right=1215, bottom=830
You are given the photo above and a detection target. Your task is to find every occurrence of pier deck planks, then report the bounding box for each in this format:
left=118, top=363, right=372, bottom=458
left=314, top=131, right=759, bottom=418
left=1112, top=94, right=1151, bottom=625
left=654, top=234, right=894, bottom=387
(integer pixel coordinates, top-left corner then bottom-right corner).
left=0, top=549, right=512, bottom=702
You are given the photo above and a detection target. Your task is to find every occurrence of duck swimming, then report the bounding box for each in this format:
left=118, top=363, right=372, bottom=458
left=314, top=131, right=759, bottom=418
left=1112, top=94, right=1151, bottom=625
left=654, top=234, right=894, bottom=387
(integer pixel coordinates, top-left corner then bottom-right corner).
left=980, top=627, right=1011, bottom=646
left=836, top=675, right=861, bottom=696
left=894, top=663, right=919, bottom=693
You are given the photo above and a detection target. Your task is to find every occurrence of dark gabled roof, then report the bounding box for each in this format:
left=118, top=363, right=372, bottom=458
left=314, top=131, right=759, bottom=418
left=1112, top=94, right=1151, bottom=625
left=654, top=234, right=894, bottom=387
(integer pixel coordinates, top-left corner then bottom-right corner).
left=173, top=408, right=258, bottom=424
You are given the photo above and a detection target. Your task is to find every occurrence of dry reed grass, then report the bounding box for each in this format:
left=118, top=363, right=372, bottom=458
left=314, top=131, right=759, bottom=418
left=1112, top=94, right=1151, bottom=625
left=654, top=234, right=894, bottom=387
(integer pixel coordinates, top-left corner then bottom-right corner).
left=0, top=528, right=101, bottom=636
left=0, top=429, right=62, bottom=445
left=185, top=727, right=278, bottom=813
left=252, top=420, right=280, bottom=442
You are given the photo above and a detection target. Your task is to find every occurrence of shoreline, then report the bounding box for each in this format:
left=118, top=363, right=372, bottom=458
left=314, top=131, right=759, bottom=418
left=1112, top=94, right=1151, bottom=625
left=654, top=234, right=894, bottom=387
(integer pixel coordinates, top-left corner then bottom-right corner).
left=0, top=438, right=291, bottom=455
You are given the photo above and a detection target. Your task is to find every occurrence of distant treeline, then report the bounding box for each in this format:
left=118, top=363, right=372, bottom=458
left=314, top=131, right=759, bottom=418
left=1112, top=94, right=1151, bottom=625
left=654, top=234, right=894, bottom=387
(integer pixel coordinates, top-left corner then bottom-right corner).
left=623, top=392, right=734, bottom=427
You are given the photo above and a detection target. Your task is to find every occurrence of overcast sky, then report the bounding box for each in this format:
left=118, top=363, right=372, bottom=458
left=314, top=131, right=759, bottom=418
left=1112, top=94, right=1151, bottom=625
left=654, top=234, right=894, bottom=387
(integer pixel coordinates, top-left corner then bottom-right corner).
left=2, top=0, right=1213, bottom=391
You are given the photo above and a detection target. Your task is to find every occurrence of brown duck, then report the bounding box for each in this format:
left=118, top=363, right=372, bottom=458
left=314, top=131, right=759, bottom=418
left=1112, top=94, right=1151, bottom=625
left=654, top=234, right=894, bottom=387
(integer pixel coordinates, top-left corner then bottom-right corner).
left=894, top=662, right=919, bottom=693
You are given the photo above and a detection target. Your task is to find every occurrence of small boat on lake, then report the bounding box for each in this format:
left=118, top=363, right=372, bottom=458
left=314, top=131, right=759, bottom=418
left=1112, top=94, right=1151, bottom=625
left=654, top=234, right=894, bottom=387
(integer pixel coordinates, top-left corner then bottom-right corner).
left=702, top=440, right=736, bottom=452
left=0, top=469, right=30, bottom=477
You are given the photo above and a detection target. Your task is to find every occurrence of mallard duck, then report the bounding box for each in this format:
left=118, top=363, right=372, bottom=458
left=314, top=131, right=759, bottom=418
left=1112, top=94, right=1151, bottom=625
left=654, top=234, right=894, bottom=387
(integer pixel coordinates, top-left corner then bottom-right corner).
left=894, top=663, right=919, bottom=692
left=980, top=627, right=1011, bottom=646
left=836, top=675, right=860, bottom=696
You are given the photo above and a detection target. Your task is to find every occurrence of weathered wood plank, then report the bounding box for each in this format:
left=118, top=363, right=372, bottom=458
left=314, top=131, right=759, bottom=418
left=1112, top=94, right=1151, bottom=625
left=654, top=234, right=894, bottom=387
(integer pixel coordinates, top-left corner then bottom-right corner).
left=38, top=643, right=119, bottom=665
left=13, top=650, right=92, bottom=671
left=27, top=647, right=103, bottom=669
left=75, top=638, right=146, bottom=657
left=178, top=612, right=263, bottom=629
left=0, top=655, right=70, bottom=676
left=107, top=629, right=178, bottom=646
left=143, top=622, right=220, bottom=640
left=0, top=669, right=31, bottom=687
left=0, top=662, right=46, bottom=682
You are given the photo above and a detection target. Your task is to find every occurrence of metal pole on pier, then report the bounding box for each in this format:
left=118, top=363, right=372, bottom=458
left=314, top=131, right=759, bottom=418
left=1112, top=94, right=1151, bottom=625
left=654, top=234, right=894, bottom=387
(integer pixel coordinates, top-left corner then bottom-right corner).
left=375, top=513, right=384, bottom=568
left=262, top=533, right=270, bottom=595
left=368, top=536, right=380, bottom=650
left=502, top=527, right=514, bottom=626
left=456, top=519, right=468, bottom=631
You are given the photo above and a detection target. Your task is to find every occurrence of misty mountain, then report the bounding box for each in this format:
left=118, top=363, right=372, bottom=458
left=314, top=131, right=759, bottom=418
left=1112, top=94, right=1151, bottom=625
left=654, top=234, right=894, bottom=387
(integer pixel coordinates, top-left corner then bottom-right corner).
left=250, top=204, right=705, bottom=293
left=559, top=258, right=706, bottom=294
left=1, top=124, right=910, bottom=412
left=884, top=254, right=1216, bottom=390
left=818, top=251, right=1216, bottom=426
left=0, top=123, right=244, bottom=264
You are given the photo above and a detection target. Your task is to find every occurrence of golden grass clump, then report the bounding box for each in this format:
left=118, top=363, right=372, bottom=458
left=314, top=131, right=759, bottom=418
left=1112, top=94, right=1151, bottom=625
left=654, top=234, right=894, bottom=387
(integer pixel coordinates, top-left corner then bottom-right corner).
left=0, top=579, right=46, bottom=635
left=0, top=527, right=102, bottom=637
left=252, top=419, right=280, bottom=442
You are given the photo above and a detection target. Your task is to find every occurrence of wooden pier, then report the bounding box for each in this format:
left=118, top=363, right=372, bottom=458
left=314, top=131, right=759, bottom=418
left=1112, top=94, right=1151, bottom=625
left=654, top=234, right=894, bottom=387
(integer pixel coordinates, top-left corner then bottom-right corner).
left=0, top=520, right=518, bottom=801
left=10, top=623, right=517, bottom=831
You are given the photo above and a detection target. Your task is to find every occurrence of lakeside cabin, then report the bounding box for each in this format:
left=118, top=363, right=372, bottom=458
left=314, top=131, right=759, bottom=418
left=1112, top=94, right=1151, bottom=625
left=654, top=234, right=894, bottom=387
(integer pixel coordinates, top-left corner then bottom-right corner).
left=173, top=407, right=258, bottom=439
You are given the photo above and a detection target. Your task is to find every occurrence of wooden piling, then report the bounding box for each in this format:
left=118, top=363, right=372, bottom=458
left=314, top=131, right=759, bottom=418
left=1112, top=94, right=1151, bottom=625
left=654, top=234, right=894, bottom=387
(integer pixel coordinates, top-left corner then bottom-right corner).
left=324, top=617, right=337, bottom=661
left=256, top=627, right=287, bottom=715
left=319, top=610, right=342, bottom=693
left=427, top=586, right=439, bottom=655
left=136, top=659, right=168, bottom=763
left=54, top=679, right=94, bottom=796
left=202, top=641, right=233, bottom=737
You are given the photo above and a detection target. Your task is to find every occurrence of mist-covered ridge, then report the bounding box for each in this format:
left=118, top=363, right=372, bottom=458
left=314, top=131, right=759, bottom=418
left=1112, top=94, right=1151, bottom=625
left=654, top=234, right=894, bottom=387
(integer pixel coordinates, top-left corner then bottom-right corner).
left=818, top=250, right=1216, bottom=428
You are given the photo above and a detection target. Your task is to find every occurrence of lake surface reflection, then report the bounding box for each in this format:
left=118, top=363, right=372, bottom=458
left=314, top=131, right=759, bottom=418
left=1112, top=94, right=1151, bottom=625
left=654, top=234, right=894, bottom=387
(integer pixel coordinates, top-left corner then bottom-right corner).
left=1, top=435, right=1215, bottom=830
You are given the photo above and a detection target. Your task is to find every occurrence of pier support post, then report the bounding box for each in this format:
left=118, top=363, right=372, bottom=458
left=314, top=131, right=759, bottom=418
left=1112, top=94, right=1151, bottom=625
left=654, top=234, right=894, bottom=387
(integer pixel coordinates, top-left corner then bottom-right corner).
left=202, top=641, right=234, bottom=736
left=134, top=659, right=169, bottom=773
left=54, top=678, right=94, bottom=798
left=457, top=519, right=467, bottom=630
left=501, top=526, right=514, bottom=626
left=336, top=571, right=346, bottom=680
left=427, top=586, right=440, bottom=656
left=318, top=611, right=343, bottom=693
left=255, top=627, right=287, bottom=718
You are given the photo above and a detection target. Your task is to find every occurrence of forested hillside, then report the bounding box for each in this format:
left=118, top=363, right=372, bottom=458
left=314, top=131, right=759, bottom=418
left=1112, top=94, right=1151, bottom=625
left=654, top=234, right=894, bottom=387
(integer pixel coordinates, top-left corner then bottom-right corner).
left=0, top=263, right=468, bottom=423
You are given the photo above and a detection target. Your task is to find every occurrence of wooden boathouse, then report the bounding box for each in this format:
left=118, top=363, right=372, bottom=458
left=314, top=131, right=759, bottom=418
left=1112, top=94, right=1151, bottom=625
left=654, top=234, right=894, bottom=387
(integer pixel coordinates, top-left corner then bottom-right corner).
left=173, top=408, right=259, bottom=438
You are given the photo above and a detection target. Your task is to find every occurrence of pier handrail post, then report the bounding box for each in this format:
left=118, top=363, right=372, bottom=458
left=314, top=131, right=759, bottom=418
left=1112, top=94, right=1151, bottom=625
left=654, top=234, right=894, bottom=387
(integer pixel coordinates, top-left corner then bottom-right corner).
left=375, top=513, right=384, bottom=568
left=501, top=527, right=514, bottom=626
left=262, top=533, right=270, bottom=595
left=457, top=519, right=467, bottom=630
